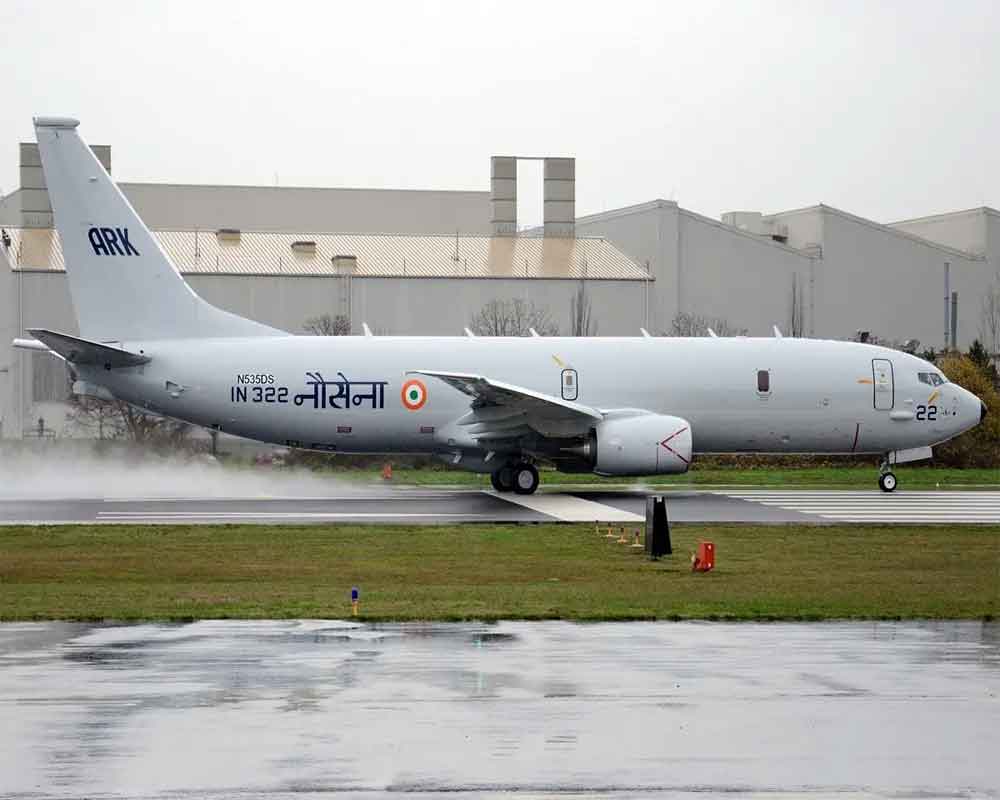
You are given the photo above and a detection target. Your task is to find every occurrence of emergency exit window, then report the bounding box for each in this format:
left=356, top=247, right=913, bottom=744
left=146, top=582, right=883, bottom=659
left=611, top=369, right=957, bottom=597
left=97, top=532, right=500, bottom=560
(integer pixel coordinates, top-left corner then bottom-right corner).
left=561, top=368, right=578, bottom=400
left=757, top=370, right=771, bottom=394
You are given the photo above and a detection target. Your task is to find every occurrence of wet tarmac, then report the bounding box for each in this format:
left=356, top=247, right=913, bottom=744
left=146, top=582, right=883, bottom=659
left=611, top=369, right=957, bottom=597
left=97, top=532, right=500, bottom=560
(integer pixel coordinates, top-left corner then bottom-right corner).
left=3, top=487, right=1000, bottom=525
left=1, top=620, right=997, bottom=798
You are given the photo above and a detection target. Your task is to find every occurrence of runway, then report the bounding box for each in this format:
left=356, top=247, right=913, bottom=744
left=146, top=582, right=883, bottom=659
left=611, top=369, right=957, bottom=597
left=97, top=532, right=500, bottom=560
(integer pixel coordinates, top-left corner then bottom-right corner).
left=1, top=620, right=997, bottom=798
left=2, top=487, right=1000, bottom=524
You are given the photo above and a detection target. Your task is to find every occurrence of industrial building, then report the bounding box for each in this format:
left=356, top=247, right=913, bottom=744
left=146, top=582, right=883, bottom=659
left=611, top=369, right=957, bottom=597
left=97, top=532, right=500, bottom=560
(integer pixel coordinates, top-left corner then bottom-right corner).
left=1, top=140, right=997, bottom=440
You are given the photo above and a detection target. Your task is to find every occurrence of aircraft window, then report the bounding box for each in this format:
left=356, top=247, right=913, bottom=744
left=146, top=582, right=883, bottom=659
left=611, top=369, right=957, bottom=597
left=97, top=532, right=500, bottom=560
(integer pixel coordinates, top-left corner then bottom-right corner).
left=918, top=372, right=946, bottom=386
left=757, top=370, right=770, bottom=393
left=561, top=368, right=578, bottom=401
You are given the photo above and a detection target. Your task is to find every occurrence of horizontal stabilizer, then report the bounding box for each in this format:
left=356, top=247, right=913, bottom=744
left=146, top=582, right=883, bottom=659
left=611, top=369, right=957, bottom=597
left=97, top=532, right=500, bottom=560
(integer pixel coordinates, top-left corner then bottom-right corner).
left=12, top=337, right=53, bottom=354
left=26, top=328, right=151, bottom=368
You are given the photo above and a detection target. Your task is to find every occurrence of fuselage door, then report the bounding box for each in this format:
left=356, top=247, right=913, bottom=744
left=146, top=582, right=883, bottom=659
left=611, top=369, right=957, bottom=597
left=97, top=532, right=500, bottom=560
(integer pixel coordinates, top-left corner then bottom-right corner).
left=872, top=359, right=894, bottom=410
left=561, top=368, right=578, bottom=401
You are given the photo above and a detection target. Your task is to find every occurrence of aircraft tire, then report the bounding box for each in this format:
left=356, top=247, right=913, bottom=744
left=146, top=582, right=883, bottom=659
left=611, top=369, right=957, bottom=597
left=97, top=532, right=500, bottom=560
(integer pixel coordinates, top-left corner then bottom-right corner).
left=879, top=472, right=897, bottom=493
left=512, top=463, right=539, bottom=495
left=491, top=466, right=514, bottom=493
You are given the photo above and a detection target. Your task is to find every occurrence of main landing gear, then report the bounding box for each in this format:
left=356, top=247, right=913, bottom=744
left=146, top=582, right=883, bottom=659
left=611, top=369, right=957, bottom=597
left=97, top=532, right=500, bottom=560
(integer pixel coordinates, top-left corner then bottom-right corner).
left=490, top=462, right=539, bottom=495
left=878, top=457, right=897, bottom=493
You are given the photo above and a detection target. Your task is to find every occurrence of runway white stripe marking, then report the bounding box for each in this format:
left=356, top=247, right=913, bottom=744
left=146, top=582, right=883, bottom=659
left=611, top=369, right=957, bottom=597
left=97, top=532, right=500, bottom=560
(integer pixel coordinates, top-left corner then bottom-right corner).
left=98, top=492, right=464, bottom=502
left=721, top=491, right=1000, bottom=523
left=718, top=489, right=1000, bottom=500
left=97, top=512, right=488, bottom=520
left=486, top=491, right=644, bottom=523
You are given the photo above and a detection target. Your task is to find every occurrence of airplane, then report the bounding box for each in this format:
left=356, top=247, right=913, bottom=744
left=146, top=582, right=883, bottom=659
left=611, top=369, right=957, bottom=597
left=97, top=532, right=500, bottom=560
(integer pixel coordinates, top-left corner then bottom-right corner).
left=13, top=117, right=987, bottom=495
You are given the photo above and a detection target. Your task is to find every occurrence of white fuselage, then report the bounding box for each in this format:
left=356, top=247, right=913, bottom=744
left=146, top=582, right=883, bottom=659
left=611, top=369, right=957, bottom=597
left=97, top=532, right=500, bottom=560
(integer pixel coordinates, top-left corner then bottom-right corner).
left=85, top=335, right=981, bottom=466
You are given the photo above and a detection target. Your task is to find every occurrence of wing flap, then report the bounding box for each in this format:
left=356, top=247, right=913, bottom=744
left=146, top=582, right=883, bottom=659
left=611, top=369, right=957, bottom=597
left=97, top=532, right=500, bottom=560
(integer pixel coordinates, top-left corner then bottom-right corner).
left=411, top=369, right=602, bottom=446
left=412, top=370, right=602, bottom=421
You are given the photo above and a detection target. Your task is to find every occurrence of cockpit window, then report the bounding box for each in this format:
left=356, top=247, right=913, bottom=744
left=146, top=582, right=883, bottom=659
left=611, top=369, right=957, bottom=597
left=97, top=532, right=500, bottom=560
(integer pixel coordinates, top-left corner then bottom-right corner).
left=918, top=372, right=947, bottom=386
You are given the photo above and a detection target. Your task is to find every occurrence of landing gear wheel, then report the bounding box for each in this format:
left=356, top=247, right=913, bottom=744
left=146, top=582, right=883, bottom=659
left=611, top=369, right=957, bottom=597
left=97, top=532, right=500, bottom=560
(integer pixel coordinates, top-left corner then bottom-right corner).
left=879, top=472, right=897, bottom=493
left=512, top=463, right=540, bottom=495
left=490, top=466, right=514, bottom=493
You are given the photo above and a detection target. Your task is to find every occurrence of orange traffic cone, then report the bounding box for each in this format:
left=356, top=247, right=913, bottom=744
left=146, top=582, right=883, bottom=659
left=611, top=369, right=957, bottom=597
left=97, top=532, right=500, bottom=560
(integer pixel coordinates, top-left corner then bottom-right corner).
left=382, top=462, right=393, bottom=480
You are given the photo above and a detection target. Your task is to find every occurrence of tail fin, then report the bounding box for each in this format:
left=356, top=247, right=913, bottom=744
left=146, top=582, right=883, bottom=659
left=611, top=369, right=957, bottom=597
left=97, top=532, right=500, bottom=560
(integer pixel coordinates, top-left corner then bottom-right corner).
left=34, top=117, right=282, bottom=341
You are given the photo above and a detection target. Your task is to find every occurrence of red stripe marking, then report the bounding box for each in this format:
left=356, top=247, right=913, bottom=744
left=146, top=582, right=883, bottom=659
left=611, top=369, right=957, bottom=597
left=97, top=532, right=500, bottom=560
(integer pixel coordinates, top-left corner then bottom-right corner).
left=659, top=426, right=690, bottom=465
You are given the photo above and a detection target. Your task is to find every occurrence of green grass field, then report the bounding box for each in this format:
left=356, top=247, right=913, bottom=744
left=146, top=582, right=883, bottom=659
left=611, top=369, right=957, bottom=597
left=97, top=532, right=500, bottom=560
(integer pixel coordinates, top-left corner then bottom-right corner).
left=1, top=523, right=997, bottom=621
left=338, top=465, right=1000, bottom=489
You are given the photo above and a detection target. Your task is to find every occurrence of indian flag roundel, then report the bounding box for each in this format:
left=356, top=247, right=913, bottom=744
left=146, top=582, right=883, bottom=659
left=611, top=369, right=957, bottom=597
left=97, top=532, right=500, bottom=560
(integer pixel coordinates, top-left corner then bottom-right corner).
left=401, top=378, right=428, bottom=411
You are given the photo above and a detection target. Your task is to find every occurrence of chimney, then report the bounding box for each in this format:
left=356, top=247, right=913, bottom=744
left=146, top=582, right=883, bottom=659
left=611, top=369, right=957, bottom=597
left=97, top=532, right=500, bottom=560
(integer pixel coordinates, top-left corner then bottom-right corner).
left=543, top=157, right=575, bottom=237
left=490, top=156, right=517, bottom=237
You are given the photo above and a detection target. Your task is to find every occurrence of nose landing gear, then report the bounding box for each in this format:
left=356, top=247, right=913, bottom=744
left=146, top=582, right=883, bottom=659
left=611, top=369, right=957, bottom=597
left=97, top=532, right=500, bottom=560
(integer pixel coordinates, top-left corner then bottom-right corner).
left=878, top=457, right=897, bottom=492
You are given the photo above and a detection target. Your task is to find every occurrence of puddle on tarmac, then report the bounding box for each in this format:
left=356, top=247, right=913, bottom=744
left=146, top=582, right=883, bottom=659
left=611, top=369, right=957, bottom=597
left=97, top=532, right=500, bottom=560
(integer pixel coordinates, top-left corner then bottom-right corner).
left=0, top=620, right=997, bottom=798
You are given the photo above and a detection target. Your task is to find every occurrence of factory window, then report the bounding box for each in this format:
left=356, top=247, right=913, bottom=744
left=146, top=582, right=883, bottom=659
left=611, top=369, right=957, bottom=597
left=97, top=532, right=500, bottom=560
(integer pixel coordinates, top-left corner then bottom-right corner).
left=757, top=369, right=770, bottom=394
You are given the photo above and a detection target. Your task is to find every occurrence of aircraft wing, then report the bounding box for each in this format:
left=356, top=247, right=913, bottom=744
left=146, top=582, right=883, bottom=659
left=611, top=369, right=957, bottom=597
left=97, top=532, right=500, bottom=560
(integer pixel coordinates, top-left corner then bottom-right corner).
left=25, top=329, right=151, bottom=368
left=409, top=370, right=602, bottom=444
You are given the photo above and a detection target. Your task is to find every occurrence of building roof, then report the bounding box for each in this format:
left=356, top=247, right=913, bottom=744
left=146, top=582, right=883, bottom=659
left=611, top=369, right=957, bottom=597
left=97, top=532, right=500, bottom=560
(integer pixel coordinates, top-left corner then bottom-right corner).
left=1, top=227, right=650, bottom=280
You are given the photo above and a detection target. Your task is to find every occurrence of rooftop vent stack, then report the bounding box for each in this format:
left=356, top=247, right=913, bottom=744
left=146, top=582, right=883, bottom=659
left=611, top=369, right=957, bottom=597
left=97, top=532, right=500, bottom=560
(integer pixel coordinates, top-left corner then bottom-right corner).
left=490, top=157, right=517, bottom=237
left=721, top=211, right=764, bottom=235
left=543, top=158, right=575, bottom=238
left=19, top=142, right=110, bottom=229
left=216, top=228, right=241, bottom=244
left=332, top=254, right=357, bottom=273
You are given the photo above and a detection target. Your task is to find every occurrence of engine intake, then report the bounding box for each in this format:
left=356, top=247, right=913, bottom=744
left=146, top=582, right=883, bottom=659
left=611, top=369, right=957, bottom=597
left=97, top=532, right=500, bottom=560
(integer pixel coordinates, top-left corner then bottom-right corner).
left=591, top=414, right=692, bottom=476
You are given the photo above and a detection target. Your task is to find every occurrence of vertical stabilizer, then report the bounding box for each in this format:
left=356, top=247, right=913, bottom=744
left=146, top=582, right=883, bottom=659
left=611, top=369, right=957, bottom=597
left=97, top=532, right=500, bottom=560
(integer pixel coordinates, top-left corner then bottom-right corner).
left=33, top=117, right=282, bottom=341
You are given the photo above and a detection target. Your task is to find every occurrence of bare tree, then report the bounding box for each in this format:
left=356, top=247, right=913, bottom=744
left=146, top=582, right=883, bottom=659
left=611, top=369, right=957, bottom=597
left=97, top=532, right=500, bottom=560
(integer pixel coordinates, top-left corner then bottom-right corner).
left=64, top=395, right=125, bottom=440
left=470, top=298, right=559, bottom=337
left=980, top=283, right=1000, bottom=358
left=569, top=283, right=596, bottom=337
left=65, top=396, right=193, bottom=448
left=669, top=312, right=748, bottom=337
left=303, top=313, right=351, bottom=336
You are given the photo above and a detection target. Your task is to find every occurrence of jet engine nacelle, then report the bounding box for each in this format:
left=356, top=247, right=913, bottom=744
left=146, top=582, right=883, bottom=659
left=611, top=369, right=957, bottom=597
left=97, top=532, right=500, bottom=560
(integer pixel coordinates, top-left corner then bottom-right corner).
left=592, top=414, right=693, bottom=476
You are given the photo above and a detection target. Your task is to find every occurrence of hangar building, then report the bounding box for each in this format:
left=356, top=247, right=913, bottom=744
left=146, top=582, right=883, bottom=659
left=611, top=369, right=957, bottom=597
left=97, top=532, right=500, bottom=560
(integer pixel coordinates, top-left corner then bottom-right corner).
left=1, top=140, right=997, bottom=440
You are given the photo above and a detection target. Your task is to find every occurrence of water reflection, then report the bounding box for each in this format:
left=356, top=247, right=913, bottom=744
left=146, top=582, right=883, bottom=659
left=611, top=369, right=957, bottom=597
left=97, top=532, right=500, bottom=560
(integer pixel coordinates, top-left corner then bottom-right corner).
left=0, top=620, right=996, bottom=797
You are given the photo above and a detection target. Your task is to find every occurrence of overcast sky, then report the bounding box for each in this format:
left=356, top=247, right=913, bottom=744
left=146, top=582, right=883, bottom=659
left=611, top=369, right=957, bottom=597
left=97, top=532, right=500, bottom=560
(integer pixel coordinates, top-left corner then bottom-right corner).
left=1, top=0, right=997, bottom=226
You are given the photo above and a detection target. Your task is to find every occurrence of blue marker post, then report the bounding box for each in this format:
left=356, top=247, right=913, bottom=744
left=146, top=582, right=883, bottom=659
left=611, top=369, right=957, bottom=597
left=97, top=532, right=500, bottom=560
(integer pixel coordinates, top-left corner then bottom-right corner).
left=351, top=586, right=360, bottom=617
